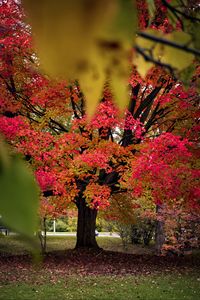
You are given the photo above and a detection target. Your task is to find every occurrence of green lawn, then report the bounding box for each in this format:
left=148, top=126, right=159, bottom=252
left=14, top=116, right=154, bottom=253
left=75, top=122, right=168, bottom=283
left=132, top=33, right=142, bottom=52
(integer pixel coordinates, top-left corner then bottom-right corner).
left=0, top=235, right=153, bottom=255
left=0, top=275, right=200, bottom=300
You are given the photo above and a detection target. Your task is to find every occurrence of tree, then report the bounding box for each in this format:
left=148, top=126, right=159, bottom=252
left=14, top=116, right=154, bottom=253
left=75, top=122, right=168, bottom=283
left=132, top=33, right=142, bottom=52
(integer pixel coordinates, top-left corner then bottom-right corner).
left=0, top=0, right=199, bottom=249
left=1, top=74, right=199, bottom=249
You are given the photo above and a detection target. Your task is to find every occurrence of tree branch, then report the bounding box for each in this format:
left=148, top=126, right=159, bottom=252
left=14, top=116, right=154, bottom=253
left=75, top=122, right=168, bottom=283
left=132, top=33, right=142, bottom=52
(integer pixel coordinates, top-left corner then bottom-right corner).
left=161, top=0, right=200, bottom=23
left=135, top=46, right=176, bottom=78
left=49, top=118, right=68, bottom=133
left=137, top=32, right=200, bottom=57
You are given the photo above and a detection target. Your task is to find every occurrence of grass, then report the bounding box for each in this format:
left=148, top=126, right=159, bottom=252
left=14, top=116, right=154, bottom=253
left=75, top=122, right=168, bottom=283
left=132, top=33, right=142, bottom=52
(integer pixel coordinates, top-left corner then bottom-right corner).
left=0, top=235, right=153, bottom=255
left=0, top=235, right=200, bottom=300
left=0, top=274, right=200, bottom=300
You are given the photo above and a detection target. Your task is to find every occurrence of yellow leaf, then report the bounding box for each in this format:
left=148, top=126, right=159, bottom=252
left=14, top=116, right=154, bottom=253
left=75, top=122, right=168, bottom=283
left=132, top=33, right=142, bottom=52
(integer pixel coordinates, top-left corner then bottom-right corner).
left=23, top=0, right=116, bottom=78
left=133, top=51, right=154, bottom=78
left=135, top=29, right=194, bottom=77
left=158, top=31, right=194, bottom=70
left=109, top=45, right=131, bottom=109
left=110, top=74, right=130, bottom=110
left=23, top=0, right=137, bottom=115
left=79, top=55, right=105, bottom=118
left=134, top=30, right=156, bottom=77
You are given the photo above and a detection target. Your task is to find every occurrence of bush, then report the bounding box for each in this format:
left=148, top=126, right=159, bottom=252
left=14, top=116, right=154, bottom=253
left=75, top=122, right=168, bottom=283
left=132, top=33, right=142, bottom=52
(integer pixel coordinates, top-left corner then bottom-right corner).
left=44, top=217, right=77, bottom=232
left=114, top=223, right=132, bottom=250
left=113, top=218, right=155, bottom=248
left=131, top=219, right=155, bottom=246
left=55, top=219, right=68, bottom=232
left=44, top=218, right=68, bottom=232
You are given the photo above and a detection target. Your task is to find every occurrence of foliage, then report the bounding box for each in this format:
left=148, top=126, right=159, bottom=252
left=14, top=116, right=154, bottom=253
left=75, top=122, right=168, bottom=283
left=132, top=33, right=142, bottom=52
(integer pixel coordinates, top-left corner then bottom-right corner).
left=0, top=0, right=199, bottom=249
left=122, top=133, right=200, bottom=208
left=161, top=206, right=200, bottom=255
left=46, top=217, right=77, bottom=233
left=130, top=220, right=155, bottom=246
left=52, top=219, right=67, bottom=232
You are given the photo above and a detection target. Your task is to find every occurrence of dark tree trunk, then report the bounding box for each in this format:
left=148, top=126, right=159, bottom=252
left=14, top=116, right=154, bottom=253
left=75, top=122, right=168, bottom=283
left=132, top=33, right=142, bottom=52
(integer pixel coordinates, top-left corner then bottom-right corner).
left=38, top=217, right=47, bottom=254
left=155, top=205, right=165, bottom=254
left=75, top=197, right=100, bottom=249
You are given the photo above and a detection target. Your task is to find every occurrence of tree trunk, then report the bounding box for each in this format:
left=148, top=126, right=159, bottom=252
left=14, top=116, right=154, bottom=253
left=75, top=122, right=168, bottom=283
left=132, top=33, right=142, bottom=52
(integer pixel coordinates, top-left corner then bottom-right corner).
left=38, top=217, right=47, bottom=254
left=75, top=198, right=100, bottom=249
left=155, top=205, right=165, bottom=254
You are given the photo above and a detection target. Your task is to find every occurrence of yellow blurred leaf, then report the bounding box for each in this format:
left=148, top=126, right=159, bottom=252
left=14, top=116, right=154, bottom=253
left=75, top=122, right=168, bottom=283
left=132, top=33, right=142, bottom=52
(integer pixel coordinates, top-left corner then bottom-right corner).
left=110, top=74, right=130, bottom=110
left=23, top=0, right=137, bottom=115
left=109, top=44, right=131, bottom=109
left=23, top=0, right=116, bottom=78
left=192, top=23, right=200, bottom=51
left=79, top=55, right=105, bottom=118
left=133, top=51, right=154, bottom=78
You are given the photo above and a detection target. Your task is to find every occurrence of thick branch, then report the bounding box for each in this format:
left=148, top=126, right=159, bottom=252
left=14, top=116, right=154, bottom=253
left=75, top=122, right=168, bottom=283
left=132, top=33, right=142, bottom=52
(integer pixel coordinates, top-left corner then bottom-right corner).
left=49, top=118, right=68, bottom=133
left=121, top=84, right=140, bottom=147
left=134, top=86, right=162, bottom=120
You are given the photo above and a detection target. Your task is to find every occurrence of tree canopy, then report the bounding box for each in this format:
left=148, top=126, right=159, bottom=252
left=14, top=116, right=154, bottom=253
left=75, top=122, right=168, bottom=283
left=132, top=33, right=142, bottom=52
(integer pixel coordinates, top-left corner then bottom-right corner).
left=0, top=0, right=199, bottom=249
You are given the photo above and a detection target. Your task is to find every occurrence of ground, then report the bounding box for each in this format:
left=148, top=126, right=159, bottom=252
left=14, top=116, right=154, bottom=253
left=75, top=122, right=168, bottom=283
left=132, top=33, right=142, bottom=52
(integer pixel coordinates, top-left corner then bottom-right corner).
left=0, top=236, right=200, bottom=299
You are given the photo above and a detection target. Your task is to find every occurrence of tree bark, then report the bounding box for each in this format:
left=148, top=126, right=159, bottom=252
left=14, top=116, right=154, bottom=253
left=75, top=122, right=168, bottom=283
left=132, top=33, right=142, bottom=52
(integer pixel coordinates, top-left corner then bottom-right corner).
left=155, top=205, right=165, bottom=254
left=38, top=217, right=47, bottom=254
left=75, top=197, right=100, bottom=249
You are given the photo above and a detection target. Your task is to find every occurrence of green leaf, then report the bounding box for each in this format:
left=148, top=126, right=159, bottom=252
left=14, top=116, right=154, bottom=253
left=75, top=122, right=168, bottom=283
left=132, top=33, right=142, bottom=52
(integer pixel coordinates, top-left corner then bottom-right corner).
left=166, top=0, right=180, bottom=27
left=190, top=23, right=200, bottom=53
left=0, top=139, right=9, bottom=170
left=146, top=0, right=156, bottom=22
left=0, top=149, right=39, bottom=238
left=178, top=64, right=196, bottom=88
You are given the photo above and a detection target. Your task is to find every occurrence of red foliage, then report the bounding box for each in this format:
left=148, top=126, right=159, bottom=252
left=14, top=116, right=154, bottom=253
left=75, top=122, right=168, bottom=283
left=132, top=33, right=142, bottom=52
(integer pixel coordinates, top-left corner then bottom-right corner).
left=0, top=1, right=199, bottom=245
left=122, top=133, right=199, bottom=209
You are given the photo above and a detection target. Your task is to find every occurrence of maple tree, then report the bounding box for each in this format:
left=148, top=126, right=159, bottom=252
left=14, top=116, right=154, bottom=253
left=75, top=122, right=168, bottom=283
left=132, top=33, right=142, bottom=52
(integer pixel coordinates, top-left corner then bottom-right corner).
left=0, top=0, right=199, bottom=250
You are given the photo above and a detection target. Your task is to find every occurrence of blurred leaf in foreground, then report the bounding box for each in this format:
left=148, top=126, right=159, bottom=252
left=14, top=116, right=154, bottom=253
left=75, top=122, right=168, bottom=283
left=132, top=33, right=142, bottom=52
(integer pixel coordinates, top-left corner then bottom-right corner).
left=23, top=0, right=137, bottom=115
left=0, top=140, right=39, bottom=238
